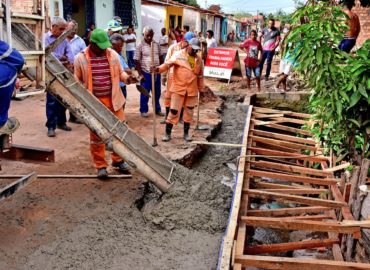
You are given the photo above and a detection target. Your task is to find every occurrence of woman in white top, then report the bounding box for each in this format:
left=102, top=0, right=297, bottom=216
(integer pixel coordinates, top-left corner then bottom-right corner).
left=123, top=27, right=136, bottom=68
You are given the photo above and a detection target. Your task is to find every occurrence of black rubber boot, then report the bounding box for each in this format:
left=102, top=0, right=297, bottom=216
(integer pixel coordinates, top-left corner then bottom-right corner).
left=162, top=123, right=173, bottom=142
left=160, top=107, right=170, bottom=124
left=183, top=122, right=192, bottom=142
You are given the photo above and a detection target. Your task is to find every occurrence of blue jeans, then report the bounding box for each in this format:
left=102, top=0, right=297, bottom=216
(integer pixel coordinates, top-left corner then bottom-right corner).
left=45, top=92, right=67, bottom=129
left=140, top=71, right=161, bottom=114
left=339, top=38, right=356, bottom=53
left=259, top=50, right=275, bottom=78
left=126, top=50, right=135, bottom=69
left=246, top=66, right=261, bottom=78
left=0, top=64, right=16, bottom=127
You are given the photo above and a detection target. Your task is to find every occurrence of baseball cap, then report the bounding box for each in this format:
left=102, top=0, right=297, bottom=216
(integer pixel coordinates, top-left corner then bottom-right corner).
left=90, top=29, right=112, bottom=49
left=106, top=19, right=122, bottom=32
left=188, top=38, right=201, bottom=50
left=184, top=32, right=195, bottom=41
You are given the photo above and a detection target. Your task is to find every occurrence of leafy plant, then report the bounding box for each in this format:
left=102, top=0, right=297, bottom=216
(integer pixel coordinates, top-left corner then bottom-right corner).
left=285, top=0, right=370, bottom=165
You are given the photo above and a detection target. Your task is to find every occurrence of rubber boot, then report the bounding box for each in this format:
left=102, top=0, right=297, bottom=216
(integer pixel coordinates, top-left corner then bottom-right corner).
left=160, top=107, right=170, bottom=124
left=162, top=123, right=173, bottom=142
left=183, top=122, right=192, bottom=142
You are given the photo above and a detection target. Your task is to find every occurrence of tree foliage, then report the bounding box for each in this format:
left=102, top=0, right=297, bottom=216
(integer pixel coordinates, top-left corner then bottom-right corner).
left=285, top=0, right=370, bottom=165
left=177, top=0, right=200, bottom=8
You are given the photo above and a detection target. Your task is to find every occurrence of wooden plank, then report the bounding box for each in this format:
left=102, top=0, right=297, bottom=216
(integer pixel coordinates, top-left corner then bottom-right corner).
left=234, top=255, right=370, bottom=269
left=327, top=210, right=344, bottom=261
left=245, top=238, right=339, bottom=255
left=252, top=129, right=316, bottom=145
left=323, top=162, right=351, bottom=172
left=279, top=214, right=332, bottom=221
left=253, top=107, right=312, bottom=119
left=218, top=105, right=253, bottom=270
left=0, top=173, right=37, bottom=201
left=260, top=188, right=328, bottom=195
left=248, top=206, right=332, bottom=217
left=252, top=112, right=285, bottom=118
left=270, top=117, right=307, bottom=125
left=253, top=182, right=304, bottom=190
left=244, top=189, right=346, bottom=208
left=250, top=135, right=317, bottom=152
left=249, top=147, right=329, bottom=162
left=257, top=121, right=312, bottom=136
left=241, top=217, right=361, bottom=234
left=247, top=169, right=338, bottom=186
left=251, top=160, right=332, bottom=177
left=11, top=12, right=44, bottom=20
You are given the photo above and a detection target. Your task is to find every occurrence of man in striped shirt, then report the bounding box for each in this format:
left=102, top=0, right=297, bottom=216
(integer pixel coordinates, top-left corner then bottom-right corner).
left=74, top=29, right=137, bottom=179
left=0, top=40, right=24, bottom=135
left=134, top=26, right=164, bottom=117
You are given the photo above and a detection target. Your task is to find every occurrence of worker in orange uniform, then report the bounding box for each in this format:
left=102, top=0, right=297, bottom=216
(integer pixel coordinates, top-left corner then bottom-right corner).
left=152, top=38, right=204, bottom=142
left=160, top=32, right=194, bottom=124
left=74, top=29, right=137, bottom=179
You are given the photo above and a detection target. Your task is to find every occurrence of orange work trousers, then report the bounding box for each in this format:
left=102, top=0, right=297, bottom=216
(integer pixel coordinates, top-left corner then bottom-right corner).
left=166, top=93, right=197, bottom=125
left=90, top=96, right=125, bottom=169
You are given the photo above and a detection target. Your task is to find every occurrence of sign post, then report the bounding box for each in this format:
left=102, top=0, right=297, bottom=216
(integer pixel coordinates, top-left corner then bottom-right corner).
left=204, top=48, right=242, bottom=83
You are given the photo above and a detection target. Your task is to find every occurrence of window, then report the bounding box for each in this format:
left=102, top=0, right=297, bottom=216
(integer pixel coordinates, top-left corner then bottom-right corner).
left=177, top=15, right=182, bottom=29
left=169, top=15, right=176, bottom=28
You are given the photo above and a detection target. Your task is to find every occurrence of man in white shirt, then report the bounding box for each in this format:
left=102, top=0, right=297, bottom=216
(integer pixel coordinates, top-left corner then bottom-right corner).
left=206, top=29, right=217, bottom=48
left=159, top=27, right=169, bottom=60
left=123, top=27, right=136, bottom=68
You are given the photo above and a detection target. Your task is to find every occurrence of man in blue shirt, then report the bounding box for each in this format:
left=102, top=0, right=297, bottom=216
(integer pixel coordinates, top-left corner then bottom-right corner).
left=110, top=33, right=131, bottom=103
left=0, top=40, right=24, bottom=135
left=45, top=17, right=74, bottom=137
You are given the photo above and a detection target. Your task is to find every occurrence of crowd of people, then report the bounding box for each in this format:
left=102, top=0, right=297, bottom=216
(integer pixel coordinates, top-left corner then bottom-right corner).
left=0, top=0, right=361, bottom=178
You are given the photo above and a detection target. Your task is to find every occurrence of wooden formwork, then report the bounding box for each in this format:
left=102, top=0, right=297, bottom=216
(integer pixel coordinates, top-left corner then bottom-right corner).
left=0, top=0, right=46, bottom=97
left=218, top=106, right=370, bottom=269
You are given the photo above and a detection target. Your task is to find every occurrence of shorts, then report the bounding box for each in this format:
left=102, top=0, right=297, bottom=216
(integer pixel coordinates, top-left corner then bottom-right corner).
left=279, top=59, right=292, bottom=75
left=245, top=66, right=261, bottom=78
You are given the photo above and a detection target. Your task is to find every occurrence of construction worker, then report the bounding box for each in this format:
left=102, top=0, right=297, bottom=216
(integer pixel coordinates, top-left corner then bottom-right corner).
left=45, top=17, right=74, bottom=137
left=152, top=38, right=204, bottom=142
left=0, top=40, right=24, bottom=135
left=160, top=32, right=194, bottom=124
left=74, top=29, right=137, bottom=179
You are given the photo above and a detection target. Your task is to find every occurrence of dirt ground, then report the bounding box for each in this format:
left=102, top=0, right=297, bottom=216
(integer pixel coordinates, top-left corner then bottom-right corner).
left=0, top=74, right=249, bottom=269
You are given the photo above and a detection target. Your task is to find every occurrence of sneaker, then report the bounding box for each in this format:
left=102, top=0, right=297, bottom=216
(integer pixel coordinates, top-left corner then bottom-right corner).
left=47, top=128, right=56, bottom=137
left=57, top=124, right=72, bottom=131
left=0, top=117, right=20, bottom=135
left=162, top=134, right=171, bottom=142
left=97, top=168, right=109, bottom=180
left=112, top=161, right=130, bottom=175
left=156, top=111, right=165, bottom=117
left=141, top=113, right=149, bottom=118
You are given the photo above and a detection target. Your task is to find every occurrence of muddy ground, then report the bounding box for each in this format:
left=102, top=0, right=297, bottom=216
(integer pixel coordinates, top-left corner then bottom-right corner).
left=0, top=77, right=247, bottom=269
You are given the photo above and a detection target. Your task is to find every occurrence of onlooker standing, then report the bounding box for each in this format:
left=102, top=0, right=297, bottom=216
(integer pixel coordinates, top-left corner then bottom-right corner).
left=259, top=18, right=281, bottom=81
left=134, top=26, right=164, bottom=118
left=123, top=27, right=136, bottom=69
left=110, top=33, right=131, bottom=99
left=339, top=0, right=361, bottom=53
left=239, top=30, right=262, bottom=91
left=159, top=27, right=169, bottom=60
left=275, top=44, right=298, bottom=92
left=74, top=29, right=136, bottom=179
left=106, top=20, right=122, bottom=37
left=45, top=17, right=74, bottom=137
left=84, top=22, right=95, bottom=45
left=0, top=41, right=24, bottom=135
left=66, top=20, right=86, bottom=124
left=182, top=25, right=190, bottom=41
left=206, top=30, right=217, bottom=48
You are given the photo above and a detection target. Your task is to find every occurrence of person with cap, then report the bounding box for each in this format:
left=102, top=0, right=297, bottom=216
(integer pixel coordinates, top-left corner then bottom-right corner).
left=106, top=19, right=122, bottom=37
left=45, top=17, right=74, bottom=137
left=0, top=40, right=24, bottom=136
left=134, top=26, right=164, bottom=118
left=160, top=31, right=194, bottom=124
left=74, top=28, right=137, bottom=179
left=152, top=38, right=205, bottom=142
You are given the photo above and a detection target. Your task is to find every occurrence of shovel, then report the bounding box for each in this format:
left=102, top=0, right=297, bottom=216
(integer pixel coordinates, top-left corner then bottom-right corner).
left=195, top=93, right=209, bottom=131
left=136, top=84, right=151, bottom=98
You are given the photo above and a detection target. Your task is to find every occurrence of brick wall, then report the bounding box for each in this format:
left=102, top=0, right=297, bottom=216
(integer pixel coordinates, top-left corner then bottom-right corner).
left=354, top=0, right=370, bottom=45
left=10, top=0, right=35, bottom=14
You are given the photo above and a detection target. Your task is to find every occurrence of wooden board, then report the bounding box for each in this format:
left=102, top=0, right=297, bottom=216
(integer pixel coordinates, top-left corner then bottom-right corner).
left=247, top=206, right=331, bottom=217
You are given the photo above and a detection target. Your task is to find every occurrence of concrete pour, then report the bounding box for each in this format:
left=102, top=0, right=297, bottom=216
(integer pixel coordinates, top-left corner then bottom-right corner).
left=0, top=84, right=246, bottom=269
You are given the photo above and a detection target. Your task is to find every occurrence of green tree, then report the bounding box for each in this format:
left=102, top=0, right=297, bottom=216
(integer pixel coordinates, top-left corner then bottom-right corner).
left=177, top=0, right=200, bottom=8
left=285, top=0, right=370, bottom=164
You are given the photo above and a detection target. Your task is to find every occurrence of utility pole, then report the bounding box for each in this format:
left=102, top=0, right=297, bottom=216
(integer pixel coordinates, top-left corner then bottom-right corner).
left=205, top=0, right=207, bottom=9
